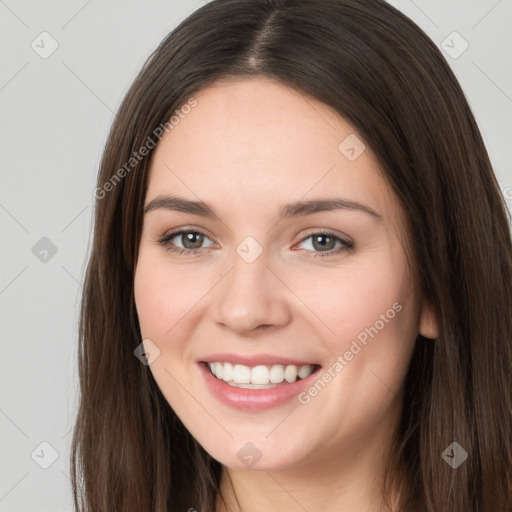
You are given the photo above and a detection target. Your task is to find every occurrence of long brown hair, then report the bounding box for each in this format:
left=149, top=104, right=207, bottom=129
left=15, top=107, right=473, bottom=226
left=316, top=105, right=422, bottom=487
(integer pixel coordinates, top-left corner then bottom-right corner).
left=70, top=1, right=512, bottom=510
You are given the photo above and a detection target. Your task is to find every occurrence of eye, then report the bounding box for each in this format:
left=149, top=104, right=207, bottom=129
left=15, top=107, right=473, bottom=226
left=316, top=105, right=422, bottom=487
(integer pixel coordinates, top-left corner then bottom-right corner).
left=295, top=231, right=354, bottom=258
left=158, top=229, right=215, bottom=254
left=156, top=229, right=353, bottom=258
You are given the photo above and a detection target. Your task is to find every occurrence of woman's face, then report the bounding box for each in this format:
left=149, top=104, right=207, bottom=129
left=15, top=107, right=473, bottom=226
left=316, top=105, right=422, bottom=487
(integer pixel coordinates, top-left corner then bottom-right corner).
left=134, top=77, right=437, bottom=471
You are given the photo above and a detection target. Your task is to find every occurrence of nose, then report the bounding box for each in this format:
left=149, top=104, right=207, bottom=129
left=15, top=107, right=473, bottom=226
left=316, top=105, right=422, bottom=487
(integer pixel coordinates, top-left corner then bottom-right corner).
left=212, top=248, right=292, bottom=334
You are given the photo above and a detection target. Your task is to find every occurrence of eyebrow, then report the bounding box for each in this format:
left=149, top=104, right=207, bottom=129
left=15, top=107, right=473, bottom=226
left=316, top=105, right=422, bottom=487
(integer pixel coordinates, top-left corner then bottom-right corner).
left=143, top=195, right=383, bottom=221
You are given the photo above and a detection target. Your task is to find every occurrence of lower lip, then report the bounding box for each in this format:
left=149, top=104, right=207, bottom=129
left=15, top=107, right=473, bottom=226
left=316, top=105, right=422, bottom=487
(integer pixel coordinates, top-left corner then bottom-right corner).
left=198, top=362, right=321, bottom=411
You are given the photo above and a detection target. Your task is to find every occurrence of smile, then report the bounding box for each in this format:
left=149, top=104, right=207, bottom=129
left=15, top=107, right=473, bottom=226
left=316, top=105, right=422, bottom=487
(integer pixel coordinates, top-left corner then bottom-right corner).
left=198, top=359, right=322, bottom=411
left=207, top=361, right=318, bottom=388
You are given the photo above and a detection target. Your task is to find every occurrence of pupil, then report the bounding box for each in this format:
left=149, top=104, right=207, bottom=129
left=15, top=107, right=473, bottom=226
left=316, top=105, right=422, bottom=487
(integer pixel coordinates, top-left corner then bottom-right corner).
left=312, top=235, right=334, bottom=251
left=183, top=232, right=203, bottom=249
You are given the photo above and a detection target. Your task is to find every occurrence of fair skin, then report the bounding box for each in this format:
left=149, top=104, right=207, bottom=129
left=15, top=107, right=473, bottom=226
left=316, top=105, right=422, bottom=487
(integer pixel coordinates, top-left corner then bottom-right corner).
left=134, top=77, right=438, bottom=511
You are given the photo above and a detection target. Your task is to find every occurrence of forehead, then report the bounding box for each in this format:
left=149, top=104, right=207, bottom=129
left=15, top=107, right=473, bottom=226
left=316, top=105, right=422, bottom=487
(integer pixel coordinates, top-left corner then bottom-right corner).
left=146, top=77, right=398, bottom=224
left=163, top=77, right=355, bottom=168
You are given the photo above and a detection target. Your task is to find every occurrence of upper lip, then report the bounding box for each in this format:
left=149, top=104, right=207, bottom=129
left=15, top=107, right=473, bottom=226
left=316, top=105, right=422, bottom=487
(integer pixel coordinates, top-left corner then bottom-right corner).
left=197, top=353, right=320, bottom=367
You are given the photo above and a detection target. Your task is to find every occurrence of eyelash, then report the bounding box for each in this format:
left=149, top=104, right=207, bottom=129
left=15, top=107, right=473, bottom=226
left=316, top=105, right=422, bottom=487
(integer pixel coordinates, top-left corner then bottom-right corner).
left=157, top=229, right=354, bottom=259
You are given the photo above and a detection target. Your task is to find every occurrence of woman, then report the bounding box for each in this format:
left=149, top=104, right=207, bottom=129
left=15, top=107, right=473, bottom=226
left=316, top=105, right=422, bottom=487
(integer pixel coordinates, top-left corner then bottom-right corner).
left=71, top=1, right=512, bottom=510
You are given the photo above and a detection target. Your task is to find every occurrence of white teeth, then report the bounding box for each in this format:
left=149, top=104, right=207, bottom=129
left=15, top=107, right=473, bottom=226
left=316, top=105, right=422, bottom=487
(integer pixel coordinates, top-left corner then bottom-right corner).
left=222, top=362, right=234, bottom=381
left=213, top=362, right=223, bottom=380
left=227, top=382, right=278, bottom=389
left=269, top=364, right=285, bottom=383
left=207, top=361, right=316, bottom=386
left=284, top=365, right=298, bottom=383
left=298, top=364, right=313, bottom=379
left=251, top=365, right=270, bottom=385
left=233, top=364, right=251, bottom=384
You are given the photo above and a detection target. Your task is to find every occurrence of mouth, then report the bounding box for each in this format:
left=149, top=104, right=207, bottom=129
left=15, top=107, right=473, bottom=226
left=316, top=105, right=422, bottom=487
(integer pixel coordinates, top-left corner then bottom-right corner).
left=202, top=361, right=322, bottom=389
left=197, top=353, right=323, bottom=410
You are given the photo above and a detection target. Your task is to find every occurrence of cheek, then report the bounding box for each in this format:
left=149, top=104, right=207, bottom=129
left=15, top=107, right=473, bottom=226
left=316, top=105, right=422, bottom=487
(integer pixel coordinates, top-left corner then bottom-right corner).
left=134, top=248, right=211, bottom=340
left=291, top=251, right=419, bottom=364
left=133, top=254, right=202, bottom=397
left=288, top=257, right=419, bottom=444
left=134, top=266, right=169, bottom=339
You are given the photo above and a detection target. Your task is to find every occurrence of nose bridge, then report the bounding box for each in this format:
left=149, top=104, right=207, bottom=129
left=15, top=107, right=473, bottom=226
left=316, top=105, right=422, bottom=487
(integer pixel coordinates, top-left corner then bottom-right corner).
left=213, top=240, right=290, bottom=332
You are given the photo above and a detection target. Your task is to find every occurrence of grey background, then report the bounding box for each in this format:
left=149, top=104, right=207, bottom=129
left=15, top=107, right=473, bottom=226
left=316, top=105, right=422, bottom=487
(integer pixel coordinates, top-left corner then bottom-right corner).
left=0, top=1, right=510, bottom=510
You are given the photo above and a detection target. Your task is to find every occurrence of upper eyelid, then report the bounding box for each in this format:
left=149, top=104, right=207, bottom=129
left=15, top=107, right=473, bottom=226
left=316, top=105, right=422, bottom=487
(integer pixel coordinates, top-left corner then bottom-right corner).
left=295, top=228, right=353, bottom=244
left=162, top=226, right=215, bottom=241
